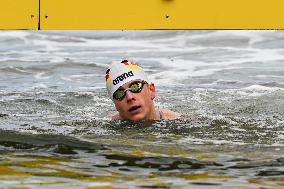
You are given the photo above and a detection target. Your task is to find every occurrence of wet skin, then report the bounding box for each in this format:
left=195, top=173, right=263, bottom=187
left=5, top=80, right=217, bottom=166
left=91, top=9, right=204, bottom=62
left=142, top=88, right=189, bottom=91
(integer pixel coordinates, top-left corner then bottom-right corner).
left=113, top=80, right=160, bottom=121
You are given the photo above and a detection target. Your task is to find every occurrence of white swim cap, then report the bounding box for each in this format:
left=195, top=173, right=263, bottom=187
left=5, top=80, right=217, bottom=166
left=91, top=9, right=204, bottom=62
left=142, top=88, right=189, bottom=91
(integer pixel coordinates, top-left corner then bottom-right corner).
left=106, top=60, right=149, bottom=99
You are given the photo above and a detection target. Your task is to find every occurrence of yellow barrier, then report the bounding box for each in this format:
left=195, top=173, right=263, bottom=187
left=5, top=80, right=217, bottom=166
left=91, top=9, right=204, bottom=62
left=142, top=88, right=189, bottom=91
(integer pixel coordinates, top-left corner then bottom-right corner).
left=40, top=0, right=284, bottom=29
left=0, top=0, right=38, bottom=29
left=1, top=0, right=284, bottom=29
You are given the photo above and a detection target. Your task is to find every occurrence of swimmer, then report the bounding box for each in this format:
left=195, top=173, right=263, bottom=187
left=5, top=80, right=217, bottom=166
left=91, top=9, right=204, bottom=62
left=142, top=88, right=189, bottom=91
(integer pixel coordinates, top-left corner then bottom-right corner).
left=106, top=60, right=179, bottom=121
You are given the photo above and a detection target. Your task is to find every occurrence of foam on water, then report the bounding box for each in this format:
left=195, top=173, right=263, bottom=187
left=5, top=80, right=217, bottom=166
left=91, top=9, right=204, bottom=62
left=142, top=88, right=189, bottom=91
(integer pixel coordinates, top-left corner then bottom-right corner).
left=243, top=84, right=283, bottom=91
left=0, top=31, right=30, bottom=43
left=211, top=30, right=269, bottom=45
left=34, top=72, right=51, bottom=80
left=1, top=31, right=283, bottom=89
left=1, top=30, right=284, bottom=145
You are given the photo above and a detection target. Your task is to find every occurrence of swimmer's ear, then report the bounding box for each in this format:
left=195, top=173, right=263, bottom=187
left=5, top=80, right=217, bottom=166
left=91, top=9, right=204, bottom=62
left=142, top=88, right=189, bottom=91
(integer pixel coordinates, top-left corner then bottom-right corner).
left=149, top=83, right=156, bottom=100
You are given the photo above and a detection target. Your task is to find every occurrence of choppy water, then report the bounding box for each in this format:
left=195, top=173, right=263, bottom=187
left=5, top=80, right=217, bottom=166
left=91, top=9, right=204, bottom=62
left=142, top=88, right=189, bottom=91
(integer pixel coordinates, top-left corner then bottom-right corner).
left=0, top=30, right=284, bottom=188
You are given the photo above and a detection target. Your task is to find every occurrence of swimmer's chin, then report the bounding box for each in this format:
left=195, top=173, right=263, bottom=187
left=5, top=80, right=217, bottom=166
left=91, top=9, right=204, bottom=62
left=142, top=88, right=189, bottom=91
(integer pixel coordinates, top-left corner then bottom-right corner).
left=110, top=112, right=145, bottom=122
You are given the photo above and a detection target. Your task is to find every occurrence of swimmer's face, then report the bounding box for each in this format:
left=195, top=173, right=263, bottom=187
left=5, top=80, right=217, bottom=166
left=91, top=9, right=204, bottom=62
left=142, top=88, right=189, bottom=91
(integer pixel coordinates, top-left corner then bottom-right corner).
left=113, top=80, right=157, bottom=121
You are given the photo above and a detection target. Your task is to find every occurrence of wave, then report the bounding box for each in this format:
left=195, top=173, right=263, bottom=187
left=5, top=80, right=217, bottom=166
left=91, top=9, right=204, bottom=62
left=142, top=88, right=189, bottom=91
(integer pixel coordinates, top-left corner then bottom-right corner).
left=0, top=129, right=105, bottom=153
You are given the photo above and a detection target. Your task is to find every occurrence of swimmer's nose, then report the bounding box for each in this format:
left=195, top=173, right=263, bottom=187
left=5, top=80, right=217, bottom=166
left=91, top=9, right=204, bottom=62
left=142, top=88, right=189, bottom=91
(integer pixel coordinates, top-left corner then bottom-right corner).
left=125, top=90, right=135, bottom=101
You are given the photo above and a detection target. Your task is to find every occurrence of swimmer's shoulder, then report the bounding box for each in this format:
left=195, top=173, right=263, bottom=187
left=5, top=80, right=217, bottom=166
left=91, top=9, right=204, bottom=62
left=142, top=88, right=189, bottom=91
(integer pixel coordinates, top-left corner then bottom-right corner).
left=160, top=109, right=201, bottom=120
left=109, top=110, right=200, bottom=121
left=110, top=110, right=178, bottom=121
left=160, top=109, right=181, bottom=120
left=110, top=112, right=120, bottom=120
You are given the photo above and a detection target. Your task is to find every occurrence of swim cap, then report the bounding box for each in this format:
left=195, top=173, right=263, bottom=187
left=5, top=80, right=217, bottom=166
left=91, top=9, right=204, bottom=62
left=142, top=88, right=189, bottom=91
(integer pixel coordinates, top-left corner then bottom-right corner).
left=106, top=60, right=149, bottom=99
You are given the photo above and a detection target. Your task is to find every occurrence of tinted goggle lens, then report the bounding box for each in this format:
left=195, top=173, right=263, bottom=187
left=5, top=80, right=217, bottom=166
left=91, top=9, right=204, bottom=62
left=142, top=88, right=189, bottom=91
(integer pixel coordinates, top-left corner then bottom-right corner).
left=113, top=81, right=146, bottom=101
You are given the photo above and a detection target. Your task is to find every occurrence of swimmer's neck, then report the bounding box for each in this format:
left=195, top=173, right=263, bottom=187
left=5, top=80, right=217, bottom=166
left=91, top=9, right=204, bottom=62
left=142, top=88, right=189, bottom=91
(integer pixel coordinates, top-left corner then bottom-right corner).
left=111, top=109, right=179, bottom=121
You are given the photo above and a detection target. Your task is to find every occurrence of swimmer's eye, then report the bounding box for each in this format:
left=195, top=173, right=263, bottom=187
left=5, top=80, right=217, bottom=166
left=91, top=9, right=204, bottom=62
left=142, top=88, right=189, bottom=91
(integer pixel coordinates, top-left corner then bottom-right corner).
left=113, top=81, right=147, bottom=101
left=113, top=89, right=125, bottom=100
left=129, top=83, right=141, bottom=92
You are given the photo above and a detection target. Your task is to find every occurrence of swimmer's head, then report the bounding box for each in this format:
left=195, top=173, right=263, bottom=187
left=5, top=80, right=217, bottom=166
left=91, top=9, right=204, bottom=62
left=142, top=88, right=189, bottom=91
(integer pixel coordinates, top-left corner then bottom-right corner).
left=105, top=60, right=150, bottom=99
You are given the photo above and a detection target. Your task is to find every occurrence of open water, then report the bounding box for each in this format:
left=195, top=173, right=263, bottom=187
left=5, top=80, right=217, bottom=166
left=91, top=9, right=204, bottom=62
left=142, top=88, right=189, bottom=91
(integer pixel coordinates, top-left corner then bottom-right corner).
left=0, top=30, right=284, bottom=189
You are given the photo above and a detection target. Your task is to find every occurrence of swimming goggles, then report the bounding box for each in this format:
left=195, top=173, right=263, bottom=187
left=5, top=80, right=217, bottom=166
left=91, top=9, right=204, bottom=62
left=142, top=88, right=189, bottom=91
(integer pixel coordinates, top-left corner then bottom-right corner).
left=113, top=80, right=147, bottom=101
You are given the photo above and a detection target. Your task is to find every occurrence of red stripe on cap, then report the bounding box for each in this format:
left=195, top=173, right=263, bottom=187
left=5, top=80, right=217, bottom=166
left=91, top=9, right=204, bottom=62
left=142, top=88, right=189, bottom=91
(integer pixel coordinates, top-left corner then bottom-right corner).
left=121, top=60, right=129, bottom=65
left=105, top=69, right=110, bottom=81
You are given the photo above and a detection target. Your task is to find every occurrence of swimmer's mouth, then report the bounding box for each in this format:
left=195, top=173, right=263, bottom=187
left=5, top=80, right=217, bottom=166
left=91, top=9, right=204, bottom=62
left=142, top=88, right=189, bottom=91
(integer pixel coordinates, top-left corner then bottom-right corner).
left=129, top=105, right=141, bottom=112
